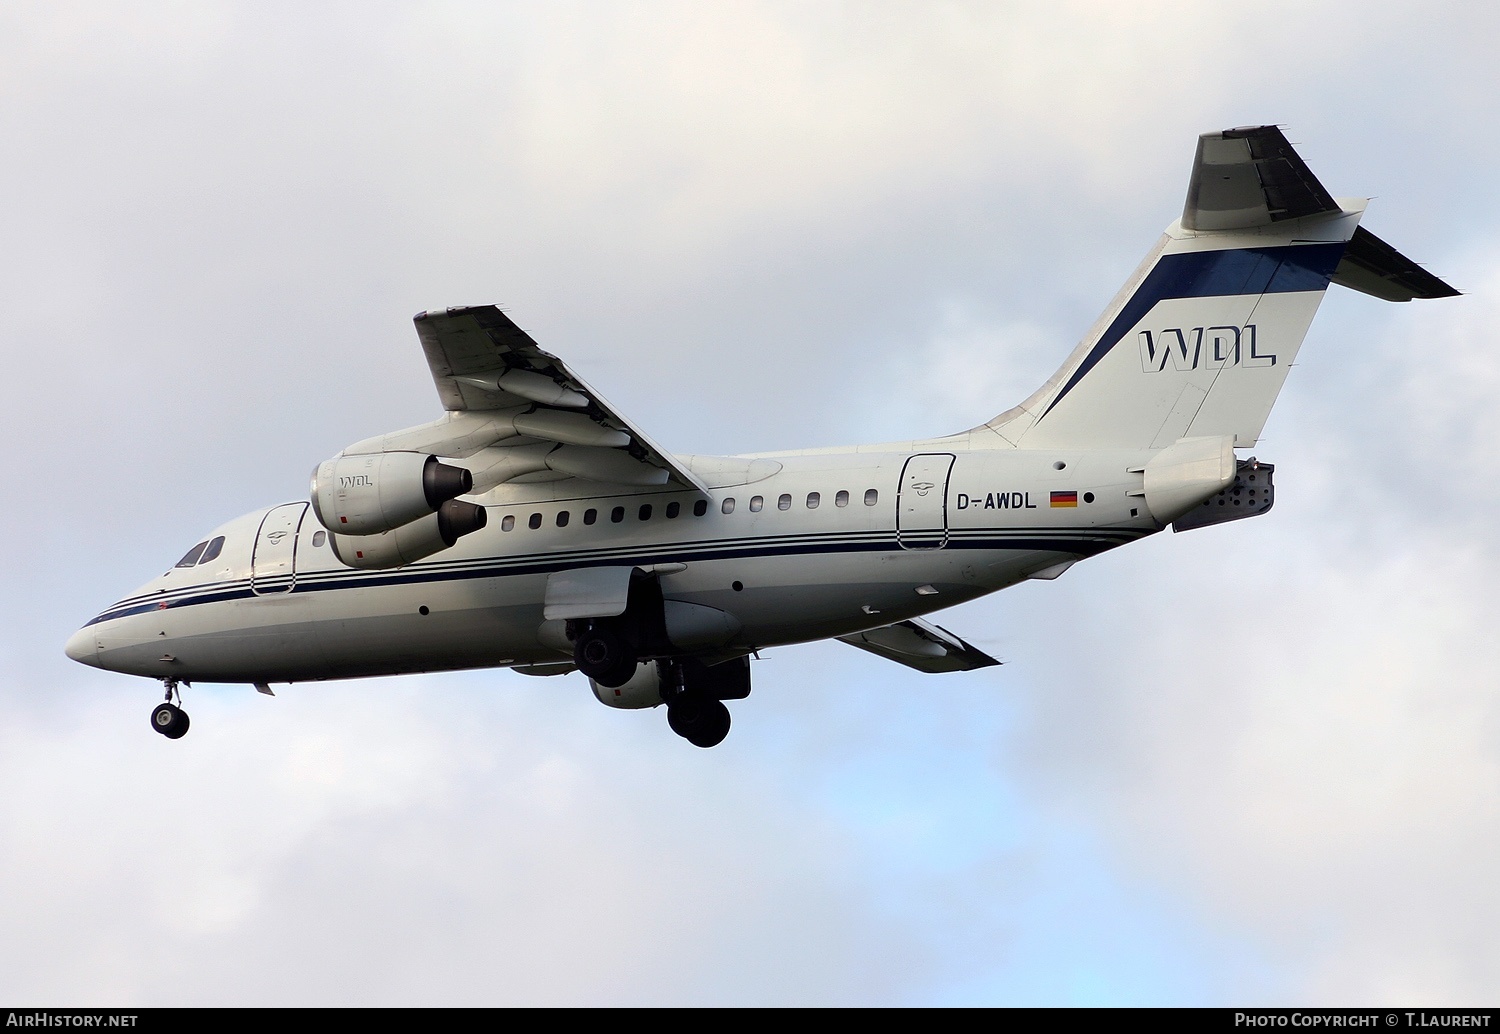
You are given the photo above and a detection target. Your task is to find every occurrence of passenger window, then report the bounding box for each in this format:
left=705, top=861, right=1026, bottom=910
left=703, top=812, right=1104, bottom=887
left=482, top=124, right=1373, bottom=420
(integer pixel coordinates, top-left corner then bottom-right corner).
left=835, top=490, right=849, bottom=507
left=639, top=504, right=653, bottom=521
left=501, top=515, right=516, bottom=532
left=175, top=541, right=208, bottom=568
left=199, top=536, right=226, bottom=563
left=864, top=489, right=878, bottom=506
left=694, top=499, right=707, bottom=517
left=806, top=492, right=820, bottom=509
left=666, top=501, right=680, bottom=519
left=528, top=513, right=542, bottom=530
left=310, top=531, right=325, bottom=548
left=722, top=498, right=735, bottom=514
left=749, top=496, right=763, bottom=512
left=584, top=509, right=598, bottom=526
left=777, top=494, right=791, bottom=511
left=611, top=506, right=625, bottom=523
left=557, top=510, right=570, bottom=528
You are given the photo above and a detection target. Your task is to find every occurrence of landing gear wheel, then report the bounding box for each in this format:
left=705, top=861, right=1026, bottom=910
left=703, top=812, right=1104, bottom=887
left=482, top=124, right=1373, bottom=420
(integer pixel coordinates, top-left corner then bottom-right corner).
left=150, top=702, right=190, bottom=740
left=574, top=625, right=636, bottom=686
left=599, top=653, right=640, bottom=689
left=667, top=696, right=731, bottom=749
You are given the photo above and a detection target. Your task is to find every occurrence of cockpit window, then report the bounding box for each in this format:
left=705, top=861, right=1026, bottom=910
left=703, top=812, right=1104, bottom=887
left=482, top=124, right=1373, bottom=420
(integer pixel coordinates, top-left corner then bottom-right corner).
left=198, top=536, right=225, bottom=564
left=175, top=541, right=209, bottom=568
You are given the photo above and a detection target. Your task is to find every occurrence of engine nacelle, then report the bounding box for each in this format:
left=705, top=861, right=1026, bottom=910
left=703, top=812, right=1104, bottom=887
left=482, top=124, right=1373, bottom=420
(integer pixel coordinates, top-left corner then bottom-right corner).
left=327, top=499, right=487, bottom=570
left=590, top=661, right=664, bottom=710
left=310, top=452, right=472, bottom=536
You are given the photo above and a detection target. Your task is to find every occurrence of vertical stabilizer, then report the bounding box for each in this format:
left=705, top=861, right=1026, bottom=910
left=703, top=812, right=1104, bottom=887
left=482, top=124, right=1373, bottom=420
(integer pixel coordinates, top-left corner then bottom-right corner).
left=980, top=126, right=1454, bottom=451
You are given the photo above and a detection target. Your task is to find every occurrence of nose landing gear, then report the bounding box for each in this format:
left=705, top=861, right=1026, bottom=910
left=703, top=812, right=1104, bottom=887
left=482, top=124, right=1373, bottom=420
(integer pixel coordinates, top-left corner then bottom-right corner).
left=150, top=679, right=190, bottom=739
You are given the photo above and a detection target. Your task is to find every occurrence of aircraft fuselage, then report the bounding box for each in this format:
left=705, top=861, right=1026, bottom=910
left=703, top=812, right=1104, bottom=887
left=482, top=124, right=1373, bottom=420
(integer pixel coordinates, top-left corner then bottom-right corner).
left=67, top=445, right=1156, bottom=684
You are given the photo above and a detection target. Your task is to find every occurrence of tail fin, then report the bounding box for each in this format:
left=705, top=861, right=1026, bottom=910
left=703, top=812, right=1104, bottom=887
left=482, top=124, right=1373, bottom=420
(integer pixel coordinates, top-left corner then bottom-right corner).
left=985, top=126, right=1456, bottom=451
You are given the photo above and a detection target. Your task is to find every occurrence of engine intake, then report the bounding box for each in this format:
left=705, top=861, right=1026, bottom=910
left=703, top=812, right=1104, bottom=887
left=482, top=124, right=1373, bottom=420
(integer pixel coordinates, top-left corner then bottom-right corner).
left=310, top=452, right=473, bottom=536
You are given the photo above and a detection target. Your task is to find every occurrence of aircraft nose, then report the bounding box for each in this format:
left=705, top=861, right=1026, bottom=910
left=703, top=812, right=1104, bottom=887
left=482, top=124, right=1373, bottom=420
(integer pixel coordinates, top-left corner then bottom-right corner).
left=64, top=626, right=100, bottom=667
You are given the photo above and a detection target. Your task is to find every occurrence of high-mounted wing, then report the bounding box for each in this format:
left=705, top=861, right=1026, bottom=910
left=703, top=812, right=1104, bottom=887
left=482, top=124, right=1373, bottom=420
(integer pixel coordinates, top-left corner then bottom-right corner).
left=341, top=306, right=706, bottom=494
left=837, top=618, right=1000, bottom=674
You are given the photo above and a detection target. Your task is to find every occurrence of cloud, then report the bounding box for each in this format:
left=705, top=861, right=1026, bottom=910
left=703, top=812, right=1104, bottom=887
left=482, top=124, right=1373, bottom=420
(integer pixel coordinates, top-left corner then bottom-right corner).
left=995, top=254, right=1500, bottom=1002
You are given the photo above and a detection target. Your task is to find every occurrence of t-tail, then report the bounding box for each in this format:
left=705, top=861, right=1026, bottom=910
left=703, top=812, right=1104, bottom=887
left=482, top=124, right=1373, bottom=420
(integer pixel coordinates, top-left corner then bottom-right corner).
left=982, top=126, right=1457, bottom=452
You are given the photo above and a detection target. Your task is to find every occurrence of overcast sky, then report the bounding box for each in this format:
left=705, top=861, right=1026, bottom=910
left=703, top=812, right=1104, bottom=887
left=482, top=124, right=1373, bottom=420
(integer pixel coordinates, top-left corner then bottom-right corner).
left=4, top=0, right=1499, bottom=1005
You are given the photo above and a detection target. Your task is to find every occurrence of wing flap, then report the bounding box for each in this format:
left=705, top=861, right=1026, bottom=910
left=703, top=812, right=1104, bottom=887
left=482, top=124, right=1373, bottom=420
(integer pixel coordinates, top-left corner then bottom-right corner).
left=837, top=618, right=1000, bottom=674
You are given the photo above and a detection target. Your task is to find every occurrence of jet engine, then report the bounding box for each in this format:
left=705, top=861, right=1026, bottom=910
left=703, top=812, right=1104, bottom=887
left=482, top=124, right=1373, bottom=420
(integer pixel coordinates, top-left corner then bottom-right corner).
left=589, top=661, right=665, bottom=710
left=327, top=499, right=487, bottom=570
left=310, top=452, right=472, bottom=536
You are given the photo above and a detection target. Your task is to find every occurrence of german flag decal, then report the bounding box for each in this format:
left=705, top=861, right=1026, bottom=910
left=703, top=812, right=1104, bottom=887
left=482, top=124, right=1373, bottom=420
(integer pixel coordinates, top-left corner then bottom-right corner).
left=1050, top=491, right=1078, bottom=508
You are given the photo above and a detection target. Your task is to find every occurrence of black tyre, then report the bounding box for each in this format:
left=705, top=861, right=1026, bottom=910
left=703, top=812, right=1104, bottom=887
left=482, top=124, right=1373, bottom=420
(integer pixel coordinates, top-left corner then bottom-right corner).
left=150, top=702, right=189, bottom=740
left=667, top=697, right=730, bottom=748
left=596, top=654, right=640, bottom=690
left=574, top=625, right=634, bottom=681
left=666, top=697, right=700, bottom=738
left=690, top=699, right=730, bottom=748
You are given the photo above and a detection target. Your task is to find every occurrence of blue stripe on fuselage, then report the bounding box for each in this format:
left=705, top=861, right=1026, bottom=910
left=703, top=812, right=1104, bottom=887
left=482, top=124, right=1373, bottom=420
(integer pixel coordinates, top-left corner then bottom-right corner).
left=84, top=527, right=1148, bottom=625
left=1038, top=241, right=1347, bottom=422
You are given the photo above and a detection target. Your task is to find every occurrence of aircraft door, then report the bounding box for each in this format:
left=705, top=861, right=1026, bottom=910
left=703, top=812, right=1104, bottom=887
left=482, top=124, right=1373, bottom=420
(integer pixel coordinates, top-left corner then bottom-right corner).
left=251, top=502, right=308, bottom=595
left=896, top=453, right=955, bottom=549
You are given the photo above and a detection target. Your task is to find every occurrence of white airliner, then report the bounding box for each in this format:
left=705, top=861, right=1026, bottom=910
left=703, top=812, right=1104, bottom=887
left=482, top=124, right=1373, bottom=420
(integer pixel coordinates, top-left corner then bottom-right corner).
left=65, top=127, right=1456, bottom=747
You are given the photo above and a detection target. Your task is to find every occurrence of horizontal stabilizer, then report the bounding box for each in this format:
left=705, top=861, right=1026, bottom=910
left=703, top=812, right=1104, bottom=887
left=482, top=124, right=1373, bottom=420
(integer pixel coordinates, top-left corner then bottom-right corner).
left=1331, top=226, right=1459, bottom=301
left=1183, top=125, right=1339, bottom=231
left=838, top=618, right=999, bottom=673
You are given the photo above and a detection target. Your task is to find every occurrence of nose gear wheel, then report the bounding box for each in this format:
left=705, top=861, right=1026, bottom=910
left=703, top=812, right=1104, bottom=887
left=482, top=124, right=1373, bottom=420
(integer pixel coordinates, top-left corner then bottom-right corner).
left=150, top=678, right=190, bottom=739
left=151, top=702, right=189, bottom=739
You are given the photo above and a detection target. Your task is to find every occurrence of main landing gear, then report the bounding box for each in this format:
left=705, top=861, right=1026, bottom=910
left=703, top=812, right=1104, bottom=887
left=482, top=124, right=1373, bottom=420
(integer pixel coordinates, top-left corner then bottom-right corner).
left=660, top=656, right=746, bottom=749
left=151, top=678, right=190, bottom=739
left=568, top=581, right=749, bottom=748
left=665, top=690, right=731, bottom=749
left=572, top=621, right=639, bottom=689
